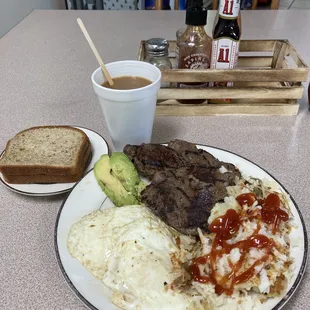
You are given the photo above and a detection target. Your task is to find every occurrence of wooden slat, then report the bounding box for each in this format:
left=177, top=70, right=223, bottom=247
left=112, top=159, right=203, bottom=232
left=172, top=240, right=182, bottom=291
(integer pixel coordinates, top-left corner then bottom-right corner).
left=271, top=41, right=288, bottom=69
left=166, top=40, right=277, bottom=53
left=169, top=56, right=273, bottom=69
left=157, top=98, right=296, bottom=105
left=167, top=57, right=273, bottom=69
left=158, top=86, right=304, bottom=100
left=137, top=41, right=145, bottom=60
left=237, top=56, right=273, bottom=67
left=156, top=100, right=299, bottom=116
left=282, top=59, right=290, bottom=69
left=280, top=60, right=296, bottom=86
left=239, top=40, right=276, bottom=52
left=231, top=98, right=290, bottom=103
left=233, top=81, right=283, bottom=87
left=168, top=40, right=176, bottom=51
left=139, top=40, right=307, bottom=79
left=286, top=41, right=308, bottom=68
left=161, top=68, right=308, bottom=82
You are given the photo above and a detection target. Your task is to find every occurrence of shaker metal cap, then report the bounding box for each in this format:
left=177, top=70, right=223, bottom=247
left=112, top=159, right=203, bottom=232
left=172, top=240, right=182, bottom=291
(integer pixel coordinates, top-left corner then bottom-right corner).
left=145, top=38, right=169, bottom=56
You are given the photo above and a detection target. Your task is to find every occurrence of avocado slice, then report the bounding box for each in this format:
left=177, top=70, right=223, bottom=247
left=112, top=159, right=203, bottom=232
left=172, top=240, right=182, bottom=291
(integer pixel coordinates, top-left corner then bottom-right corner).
left=94, top=155, right=139, bottom=207
left=110, top=152, right=141, bottom=195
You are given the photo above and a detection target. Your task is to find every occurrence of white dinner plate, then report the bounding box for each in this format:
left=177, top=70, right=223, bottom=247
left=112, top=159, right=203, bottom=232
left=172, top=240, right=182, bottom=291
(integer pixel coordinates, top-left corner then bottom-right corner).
left=55, top=145, right=308, bottom=310
left=0, top=126, right=109, bottom=196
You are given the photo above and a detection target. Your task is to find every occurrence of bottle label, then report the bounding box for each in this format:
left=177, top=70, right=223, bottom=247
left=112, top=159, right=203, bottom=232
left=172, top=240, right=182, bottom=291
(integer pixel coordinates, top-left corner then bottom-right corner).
left=182, top=53, right=210, bottom=70
left=218, top=0, right=240, bottom=18
left=178, top=52, right=210, bottom=88
left=210, top=38, right=239, bottom=87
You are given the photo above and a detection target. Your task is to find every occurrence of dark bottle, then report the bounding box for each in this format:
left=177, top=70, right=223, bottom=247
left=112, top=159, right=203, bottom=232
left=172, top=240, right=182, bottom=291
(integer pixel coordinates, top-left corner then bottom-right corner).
left=213, top=13, right=240, bottom=42
left=210, top=0, right=241, bottom=87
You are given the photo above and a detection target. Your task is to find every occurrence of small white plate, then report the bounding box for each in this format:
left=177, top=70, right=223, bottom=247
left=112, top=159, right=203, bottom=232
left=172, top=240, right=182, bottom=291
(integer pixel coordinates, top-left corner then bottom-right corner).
left=55, top=145, right=308, bottom=310
left=0, top=126, right=109, bottom=196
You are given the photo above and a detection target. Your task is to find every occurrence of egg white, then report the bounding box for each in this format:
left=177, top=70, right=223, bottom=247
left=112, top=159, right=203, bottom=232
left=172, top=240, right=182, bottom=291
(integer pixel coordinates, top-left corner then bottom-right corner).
left=67, top=205, right=198, bottom=310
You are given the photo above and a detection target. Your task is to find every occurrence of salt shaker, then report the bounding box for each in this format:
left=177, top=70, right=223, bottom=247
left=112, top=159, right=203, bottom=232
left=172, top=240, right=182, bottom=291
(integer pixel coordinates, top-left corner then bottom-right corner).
left=145, top=38, right=172, bottom=87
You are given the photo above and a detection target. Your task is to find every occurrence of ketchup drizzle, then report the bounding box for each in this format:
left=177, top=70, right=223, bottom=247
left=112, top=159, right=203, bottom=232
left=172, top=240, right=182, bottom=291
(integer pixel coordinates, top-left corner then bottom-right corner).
left=261, top=193, right=289, bottom=234
left=189, top=192, right=288, bottom=295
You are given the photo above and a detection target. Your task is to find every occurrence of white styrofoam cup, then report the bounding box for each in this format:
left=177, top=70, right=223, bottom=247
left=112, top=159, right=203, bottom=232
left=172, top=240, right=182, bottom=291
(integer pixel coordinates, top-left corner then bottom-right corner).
left=91, top=61, right=161, bottom=151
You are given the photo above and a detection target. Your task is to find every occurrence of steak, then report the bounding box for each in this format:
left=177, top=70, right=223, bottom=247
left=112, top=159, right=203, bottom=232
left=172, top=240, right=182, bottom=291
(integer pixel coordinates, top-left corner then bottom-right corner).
left=123, top=143, right=186, bottom=179
left=124, top=139, right=241, bottom=235
left=168, top=139, right=241, bottom=175
left=141, top=169, right=216, bottom=235
left=168, top=139, right=221, bottom=168
left=141, top=165, right=237, bottom=235
left=124, top=139, right=241, bottom=180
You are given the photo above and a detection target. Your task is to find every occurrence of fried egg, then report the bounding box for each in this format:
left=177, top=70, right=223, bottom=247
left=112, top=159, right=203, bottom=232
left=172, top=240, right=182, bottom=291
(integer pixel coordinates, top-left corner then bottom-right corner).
left=67, top=205, right=199, bottom=310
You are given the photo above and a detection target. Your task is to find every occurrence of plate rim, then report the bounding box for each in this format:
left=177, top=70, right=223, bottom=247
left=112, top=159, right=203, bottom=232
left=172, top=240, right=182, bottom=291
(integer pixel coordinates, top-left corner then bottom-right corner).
left=54, top=144, right=308, bottom=310
left=54, top=168, right=99, bottom=310
left=0, top=125, right=110, bottom=197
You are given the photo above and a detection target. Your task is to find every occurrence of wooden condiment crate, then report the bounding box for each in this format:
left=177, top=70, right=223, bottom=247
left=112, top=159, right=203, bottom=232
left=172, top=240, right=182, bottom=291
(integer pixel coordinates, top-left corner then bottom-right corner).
left=138, top=40, right=309, bottom=116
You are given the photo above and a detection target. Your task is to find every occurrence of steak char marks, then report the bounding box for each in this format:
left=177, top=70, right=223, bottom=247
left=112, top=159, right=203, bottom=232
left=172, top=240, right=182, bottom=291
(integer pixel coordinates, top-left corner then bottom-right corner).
left=124, top=140, right=241, bottom=236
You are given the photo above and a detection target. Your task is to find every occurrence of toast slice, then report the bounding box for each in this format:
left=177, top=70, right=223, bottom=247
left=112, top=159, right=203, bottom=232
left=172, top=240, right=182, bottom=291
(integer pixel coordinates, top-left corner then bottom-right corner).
left=0, top=126, right=91, bottom=184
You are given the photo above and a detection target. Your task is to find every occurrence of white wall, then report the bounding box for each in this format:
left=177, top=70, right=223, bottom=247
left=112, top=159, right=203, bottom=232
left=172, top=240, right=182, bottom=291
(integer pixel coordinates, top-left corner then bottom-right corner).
left=0, top=0, right=66, bottom=38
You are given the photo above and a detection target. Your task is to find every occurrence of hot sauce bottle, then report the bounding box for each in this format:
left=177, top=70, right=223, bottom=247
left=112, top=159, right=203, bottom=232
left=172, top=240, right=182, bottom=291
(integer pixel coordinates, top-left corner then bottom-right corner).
left=176, top=0, right=212, bottom=104
left=210, top=0, right=241, bottom=88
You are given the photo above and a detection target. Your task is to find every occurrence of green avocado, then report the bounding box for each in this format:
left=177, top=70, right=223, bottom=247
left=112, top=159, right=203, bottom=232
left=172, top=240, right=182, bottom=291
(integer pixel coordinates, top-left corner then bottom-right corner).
left=110, top=152, right=141, bottom=195
left=94, top=154, right=139, bottom=207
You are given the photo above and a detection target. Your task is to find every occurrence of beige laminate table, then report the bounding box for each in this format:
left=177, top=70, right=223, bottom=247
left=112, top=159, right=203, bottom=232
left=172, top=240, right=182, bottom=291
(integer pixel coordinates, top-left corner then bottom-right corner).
left=0, top=9, right=309, bottom=310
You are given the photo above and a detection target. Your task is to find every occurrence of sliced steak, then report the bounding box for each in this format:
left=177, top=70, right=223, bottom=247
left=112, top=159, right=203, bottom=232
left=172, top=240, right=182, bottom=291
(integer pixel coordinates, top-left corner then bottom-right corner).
left=168, top=139, right=221, bottom=168
left=124, top=140, right=241, bottom=181
left=141, top=170, right=216, bottom=235
left=123, top=143, right=186, bottom=179
left=125, top=140, right=242, bottom=235
left=141, top=165, right=235, bottom=235
left=168, top=139, right=242, bottom=179
left=173, top=166, right=229, bottom=202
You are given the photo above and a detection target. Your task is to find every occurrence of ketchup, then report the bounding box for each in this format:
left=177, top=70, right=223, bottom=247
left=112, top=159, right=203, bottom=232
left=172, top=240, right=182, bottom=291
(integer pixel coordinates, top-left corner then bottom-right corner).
left=189, top=191, right=289, bottom=295
left=209, top=209, right=240, bottom=240
left=261, top=193, right=289, bottom=234
left=236, top=193, right=256, bottom=207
